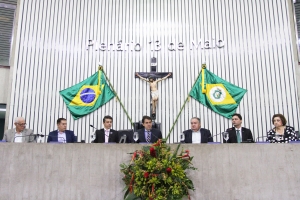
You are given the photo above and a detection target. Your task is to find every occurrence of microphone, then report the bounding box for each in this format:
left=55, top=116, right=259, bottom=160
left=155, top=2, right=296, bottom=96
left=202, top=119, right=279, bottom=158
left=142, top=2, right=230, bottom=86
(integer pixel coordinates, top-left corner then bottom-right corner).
left=90, top=125, right=98, bottom=130
left=207, top=132, right=224, bottom=142
left=13, top=134, right=36, bottom=143
left=209, top=132, right=222, bottom=138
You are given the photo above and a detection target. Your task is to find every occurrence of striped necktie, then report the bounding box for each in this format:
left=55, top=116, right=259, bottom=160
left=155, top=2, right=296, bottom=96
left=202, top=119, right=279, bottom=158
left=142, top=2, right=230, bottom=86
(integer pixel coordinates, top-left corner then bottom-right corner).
left=146, top=131, right=151, bottom=143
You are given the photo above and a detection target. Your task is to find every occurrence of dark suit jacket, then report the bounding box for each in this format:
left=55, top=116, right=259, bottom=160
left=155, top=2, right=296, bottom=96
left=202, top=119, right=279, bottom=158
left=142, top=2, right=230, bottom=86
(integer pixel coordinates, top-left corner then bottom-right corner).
left=94, top=129, right=119, bottom=143
left=137, top=128, right=162, bottom=143
left=47, top=130, right=76, bottom=143
left=183, top=128, right=213, bottom=143
left=225, top=127, right=253, bottom=143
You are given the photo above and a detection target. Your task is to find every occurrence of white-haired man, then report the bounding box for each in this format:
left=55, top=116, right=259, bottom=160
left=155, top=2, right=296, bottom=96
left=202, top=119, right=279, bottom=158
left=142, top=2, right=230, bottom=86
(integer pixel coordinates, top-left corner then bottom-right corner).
left=2, top=117, right=35, bottom=143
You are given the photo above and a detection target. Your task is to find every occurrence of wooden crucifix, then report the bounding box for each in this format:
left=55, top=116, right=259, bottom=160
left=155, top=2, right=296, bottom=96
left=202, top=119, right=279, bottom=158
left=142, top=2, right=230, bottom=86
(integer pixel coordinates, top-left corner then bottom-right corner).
left=135, top=57, right=172, bottom=120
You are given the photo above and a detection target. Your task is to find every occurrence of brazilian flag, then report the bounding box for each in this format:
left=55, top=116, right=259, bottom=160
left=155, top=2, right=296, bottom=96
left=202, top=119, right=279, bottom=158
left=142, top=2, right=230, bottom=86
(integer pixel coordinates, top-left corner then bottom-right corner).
left=59, top=70, right=115, bottom=120
left=190, top=67, right=247, bottom=119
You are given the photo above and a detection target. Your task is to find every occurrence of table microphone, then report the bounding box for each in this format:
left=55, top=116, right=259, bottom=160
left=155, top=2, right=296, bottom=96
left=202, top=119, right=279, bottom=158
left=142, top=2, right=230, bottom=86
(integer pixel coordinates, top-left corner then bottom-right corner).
left=209, top=132, right=222, bottom=138
left=147, top=130, right=162, bottom=143
left=90, top=125, right=98, bottom=130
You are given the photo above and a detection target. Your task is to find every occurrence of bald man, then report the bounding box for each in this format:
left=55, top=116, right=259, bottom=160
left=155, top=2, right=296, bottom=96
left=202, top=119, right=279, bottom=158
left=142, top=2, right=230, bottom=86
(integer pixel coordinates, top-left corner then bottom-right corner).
left=3, top=117, right=35, bottom=143
left=183, top=117, right=213, bottom=143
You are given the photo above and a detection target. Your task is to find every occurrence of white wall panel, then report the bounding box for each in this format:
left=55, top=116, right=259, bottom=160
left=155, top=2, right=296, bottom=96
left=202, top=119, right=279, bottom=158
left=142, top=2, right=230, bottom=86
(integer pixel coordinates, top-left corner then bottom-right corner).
left=8, top=0, right=300, bottom=143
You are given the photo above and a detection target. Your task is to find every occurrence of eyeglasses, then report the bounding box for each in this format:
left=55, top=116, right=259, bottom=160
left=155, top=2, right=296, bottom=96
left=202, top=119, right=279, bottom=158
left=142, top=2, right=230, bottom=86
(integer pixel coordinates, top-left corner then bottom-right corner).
left=17, top=123, right=27, bottom=126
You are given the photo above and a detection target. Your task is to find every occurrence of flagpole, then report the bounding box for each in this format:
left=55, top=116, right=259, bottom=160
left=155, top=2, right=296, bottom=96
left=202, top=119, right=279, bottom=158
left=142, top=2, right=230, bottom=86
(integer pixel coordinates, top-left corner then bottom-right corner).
left=165, top=63, right=206, bottom=141
left=99, top=65, right=134, bottom=126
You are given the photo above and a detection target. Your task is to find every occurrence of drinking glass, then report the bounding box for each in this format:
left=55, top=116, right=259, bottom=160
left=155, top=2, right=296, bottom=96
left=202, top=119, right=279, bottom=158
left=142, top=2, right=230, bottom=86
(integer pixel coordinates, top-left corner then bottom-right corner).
left=222, top=131, right=229, bottom=143
left=133, top=132, right=139, bottom=142
left=180, top=132, right=185, bottom=143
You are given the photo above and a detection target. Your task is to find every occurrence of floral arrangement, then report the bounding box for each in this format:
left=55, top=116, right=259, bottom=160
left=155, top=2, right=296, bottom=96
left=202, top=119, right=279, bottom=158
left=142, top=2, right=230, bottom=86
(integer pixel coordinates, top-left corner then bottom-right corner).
left=120, top=139, right=196, bottom=200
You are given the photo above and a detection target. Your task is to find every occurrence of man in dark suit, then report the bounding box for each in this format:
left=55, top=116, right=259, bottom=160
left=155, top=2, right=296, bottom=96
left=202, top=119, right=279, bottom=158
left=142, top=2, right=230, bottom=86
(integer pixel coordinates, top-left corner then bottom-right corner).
left=224, top=113, right=253, bottom=143
left=94, top=115, right=119, bottom=143
left=47, top=118, right=76, bottom=143
left=183, top=117, right=213, bottom=143
left=137, top=116, right=162, bottom=143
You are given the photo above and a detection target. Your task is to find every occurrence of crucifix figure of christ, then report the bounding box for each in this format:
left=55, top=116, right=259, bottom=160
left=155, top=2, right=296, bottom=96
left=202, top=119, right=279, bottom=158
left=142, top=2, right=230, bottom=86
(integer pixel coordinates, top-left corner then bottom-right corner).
left=135, top=57, right=172, bottom=119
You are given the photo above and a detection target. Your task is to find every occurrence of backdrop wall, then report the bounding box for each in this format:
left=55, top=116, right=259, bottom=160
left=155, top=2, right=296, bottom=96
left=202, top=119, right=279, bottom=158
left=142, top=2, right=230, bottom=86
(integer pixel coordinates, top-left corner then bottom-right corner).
left=6, top=0, right=300, bottom=143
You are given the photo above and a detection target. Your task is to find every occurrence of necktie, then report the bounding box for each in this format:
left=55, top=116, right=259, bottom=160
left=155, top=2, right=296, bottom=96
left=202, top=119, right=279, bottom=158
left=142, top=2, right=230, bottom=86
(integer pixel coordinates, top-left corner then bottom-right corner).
left=146, top=131, right=151, bottom=143
left=236, top=130, right=241, bottom=143
left=105, top=130, right=109, bottom=143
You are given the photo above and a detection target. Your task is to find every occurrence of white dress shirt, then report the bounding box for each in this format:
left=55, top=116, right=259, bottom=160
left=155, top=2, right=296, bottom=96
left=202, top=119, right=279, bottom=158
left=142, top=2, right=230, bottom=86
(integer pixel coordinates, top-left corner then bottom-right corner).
left=57, top=131, right=66, bottom=143
left=14, top=129, right=23, bottom=143
left=104, top=129, right=110, bottom=143
left=192, top=129, right=201, bottom=143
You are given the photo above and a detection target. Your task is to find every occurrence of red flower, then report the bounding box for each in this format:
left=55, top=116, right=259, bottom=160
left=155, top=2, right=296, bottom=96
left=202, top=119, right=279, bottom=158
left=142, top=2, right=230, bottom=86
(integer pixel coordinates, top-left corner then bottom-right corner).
left=152, top=139, right=162, bottom=146
left=166, top=167, right=172, bottom=174
left=131, top=151, right=137, bottom=161
left=150, top=147, right=156, bottom=157
left=144, top=172, right=149, bottom=178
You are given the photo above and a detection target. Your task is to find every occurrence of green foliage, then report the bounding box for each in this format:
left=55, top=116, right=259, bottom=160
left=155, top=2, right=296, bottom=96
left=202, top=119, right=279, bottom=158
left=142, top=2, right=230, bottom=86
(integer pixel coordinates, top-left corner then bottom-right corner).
left=120, top=140, right=196, bottom=200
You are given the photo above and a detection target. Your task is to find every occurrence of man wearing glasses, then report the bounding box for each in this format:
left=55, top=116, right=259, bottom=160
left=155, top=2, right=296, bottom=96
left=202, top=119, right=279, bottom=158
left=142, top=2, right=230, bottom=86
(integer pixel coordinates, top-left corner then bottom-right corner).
left=2, top=117, right=35, bottom=143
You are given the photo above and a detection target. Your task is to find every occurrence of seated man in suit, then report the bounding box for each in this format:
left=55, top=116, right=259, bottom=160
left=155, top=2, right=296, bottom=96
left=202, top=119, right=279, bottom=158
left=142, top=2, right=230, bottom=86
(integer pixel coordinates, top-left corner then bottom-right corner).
left=47, top=118, right=76, bottom=143
left=183, top=117, right=213, bottom=143
left=94, top=115, right=119, bottom=143
left=224, top=113, right=253, bottom=143
left=137, top=116, right=162, bottom=143
left=3, top=117, right=35, bottom=143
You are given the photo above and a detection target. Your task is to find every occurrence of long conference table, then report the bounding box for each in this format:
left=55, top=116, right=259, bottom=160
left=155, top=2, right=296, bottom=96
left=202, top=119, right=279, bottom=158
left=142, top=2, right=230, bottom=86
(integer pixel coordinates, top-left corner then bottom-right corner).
left=0, top=143, right=299, bottom=200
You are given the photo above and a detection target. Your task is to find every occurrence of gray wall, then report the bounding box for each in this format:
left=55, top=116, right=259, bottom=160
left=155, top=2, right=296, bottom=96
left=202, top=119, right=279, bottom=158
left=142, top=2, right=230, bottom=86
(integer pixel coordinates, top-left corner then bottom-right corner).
left=0, top=143, right=299, bottom=200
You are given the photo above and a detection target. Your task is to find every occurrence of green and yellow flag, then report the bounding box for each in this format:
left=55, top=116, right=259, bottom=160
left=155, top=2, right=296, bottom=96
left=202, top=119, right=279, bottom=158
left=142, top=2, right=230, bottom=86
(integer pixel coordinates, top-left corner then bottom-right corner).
left=59, top=69, right=115, bottom=120
left=190, top=67, right=247, bottom=118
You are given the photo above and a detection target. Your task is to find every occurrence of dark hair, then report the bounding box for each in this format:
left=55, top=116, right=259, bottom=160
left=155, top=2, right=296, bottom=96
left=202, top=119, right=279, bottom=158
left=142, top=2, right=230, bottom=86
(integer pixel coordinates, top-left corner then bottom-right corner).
left=142, top=116, right=152, bottom=123
left=272, top=114, right=287, bottom=126
left=57, top=118, right=67, bottom=124
left=103, top=115, right=113, bottom=123
left=232, top=113, right=242, bottom=120
left=191, top=117, right=201, bottom=123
